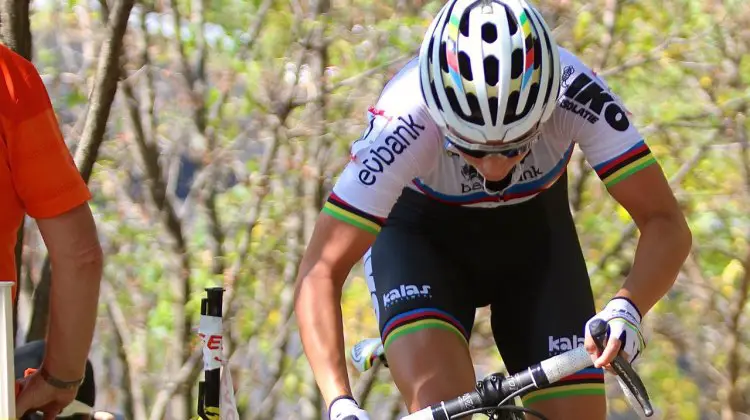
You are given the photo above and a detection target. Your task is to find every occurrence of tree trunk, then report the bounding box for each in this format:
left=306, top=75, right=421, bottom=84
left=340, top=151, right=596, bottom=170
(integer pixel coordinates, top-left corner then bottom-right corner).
left=0, top=0, right=32, bottom=59
left=25, top=0, right=135, bottom=342
left=12, top=222, right=23, bottom=343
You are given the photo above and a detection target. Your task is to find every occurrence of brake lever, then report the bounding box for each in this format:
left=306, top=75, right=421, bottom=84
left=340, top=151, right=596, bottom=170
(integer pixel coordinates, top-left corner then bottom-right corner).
left=588, top=318, right=654, bottom=417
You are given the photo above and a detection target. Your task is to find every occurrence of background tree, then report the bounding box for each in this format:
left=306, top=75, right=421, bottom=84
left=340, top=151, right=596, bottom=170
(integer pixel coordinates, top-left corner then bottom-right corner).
left=7, top=0, right=749, bottom=419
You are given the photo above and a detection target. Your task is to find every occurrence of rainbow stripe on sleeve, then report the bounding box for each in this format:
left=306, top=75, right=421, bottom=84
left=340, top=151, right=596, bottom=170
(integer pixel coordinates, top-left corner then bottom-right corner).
left=593, top=141, right=656, bottom=187
left=322, top=193, right=386, bottom=235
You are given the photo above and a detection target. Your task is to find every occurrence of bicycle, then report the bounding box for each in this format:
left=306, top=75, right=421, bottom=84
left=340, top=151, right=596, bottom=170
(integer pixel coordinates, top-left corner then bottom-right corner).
left=350, top=319, right=654, bottom=420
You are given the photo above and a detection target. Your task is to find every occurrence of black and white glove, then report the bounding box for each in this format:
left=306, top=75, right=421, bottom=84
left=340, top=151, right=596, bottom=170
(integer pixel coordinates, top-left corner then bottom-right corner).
left=585, top=297, right=646, bottom=364
left=328, top=396, right=371, bottom=420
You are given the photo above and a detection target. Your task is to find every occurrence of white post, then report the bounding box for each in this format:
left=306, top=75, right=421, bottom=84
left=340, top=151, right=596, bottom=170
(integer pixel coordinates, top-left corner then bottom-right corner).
left=0, top=282, right=15, bottom=420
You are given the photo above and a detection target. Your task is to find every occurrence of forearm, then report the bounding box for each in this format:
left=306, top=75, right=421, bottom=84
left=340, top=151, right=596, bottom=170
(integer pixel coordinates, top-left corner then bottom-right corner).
left=295, top=271, right=352, bottom=407
left=44, top=243, right=103, bottom=380
left=616, top=214, right=691, bottom=315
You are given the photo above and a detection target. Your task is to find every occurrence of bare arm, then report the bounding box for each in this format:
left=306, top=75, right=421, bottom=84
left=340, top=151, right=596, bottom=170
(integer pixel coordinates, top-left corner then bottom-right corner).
left=293, top=212, right=376, bottom=407
left=607, top=164, right=692, bottom=314
left=35, top=202, right=103, bottom=381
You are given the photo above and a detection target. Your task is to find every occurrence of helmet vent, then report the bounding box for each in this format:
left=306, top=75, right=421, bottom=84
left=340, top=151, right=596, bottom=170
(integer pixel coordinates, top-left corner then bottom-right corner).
left=505, top=6, right=518, bottom=35
left=459, top=12, right=471, bottom=37
left=484, top=56, right=499, bottom=86
left=439, top=41, right=449, bottom=73
left=429, top=81, right=444, bottom=111
left=458, top=51, right=473, bottom=80
left=503, top=82, right=540, bottom=124
left=489, top=96, right=499, bottom=125
left=481, top=22, right=497, bottom=43
left=504, top=90, right=519, bottom=124
left=446, top=87, right=484, bottom=126
left=533, top=36, right=542, bottom=69
left=510, top=48, right=523, bottom=79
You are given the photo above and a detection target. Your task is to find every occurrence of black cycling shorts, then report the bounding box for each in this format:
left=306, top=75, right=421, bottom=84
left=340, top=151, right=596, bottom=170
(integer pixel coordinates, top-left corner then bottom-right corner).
left=365, top=172, right=604, bottom=405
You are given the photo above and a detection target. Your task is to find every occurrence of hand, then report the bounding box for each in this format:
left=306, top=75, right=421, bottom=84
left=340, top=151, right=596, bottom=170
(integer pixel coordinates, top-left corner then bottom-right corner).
left=584, top=297, right=646, bottom=369
left=16, top=370, right=79, bottom=420
left=328, top=396, right=371, bottom=420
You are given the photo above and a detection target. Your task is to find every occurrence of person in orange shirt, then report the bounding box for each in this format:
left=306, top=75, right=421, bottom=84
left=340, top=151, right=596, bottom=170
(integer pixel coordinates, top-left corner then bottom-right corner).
left=0, top=43, right=103, bottom=418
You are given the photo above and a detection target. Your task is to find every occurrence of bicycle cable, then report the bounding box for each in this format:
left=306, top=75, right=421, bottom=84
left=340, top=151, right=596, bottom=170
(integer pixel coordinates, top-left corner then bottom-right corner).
left=448, top=384, right=549, bottom=420
left=498, top=383, right=536, bottom=406
left=449, top=405, right=549, bottom=420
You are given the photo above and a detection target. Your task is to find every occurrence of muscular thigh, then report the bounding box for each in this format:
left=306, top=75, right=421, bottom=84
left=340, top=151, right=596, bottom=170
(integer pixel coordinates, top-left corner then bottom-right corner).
left=487, top=175, right=606, bottom=420
left=365, top=194, right=480, bottom=411
left=367, top=224, right=476, bottom=349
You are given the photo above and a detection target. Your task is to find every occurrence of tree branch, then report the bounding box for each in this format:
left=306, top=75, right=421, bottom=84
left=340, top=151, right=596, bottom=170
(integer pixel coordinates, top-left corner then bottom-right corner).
left=290, top=54, right=413, bottom=108
left=598, top=37, right=676, bottom=78
left=238, top=0, right=275, bottom=62
left=103, top=281, right=148, bottom=420
left=32, top=0, right=134, bottom=341
left=353, top=363, right=382, bottom=408
left=148, top=14, right=313, bottom=416
left=0, top=0, right=32, bottom=59
left=122, top=73, right=193, bottom=420
left=73, top=0, right=136, bottom=182
left=597, top=0, right=619, bottom=70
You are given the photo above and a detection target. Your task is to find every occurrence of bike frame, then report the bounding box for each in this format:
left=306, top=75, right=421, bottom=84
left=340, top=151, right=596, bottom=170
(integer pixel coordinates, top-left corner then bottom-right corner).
left=195, top=287, right=225, bottom=420
left=0, top=282, right=15, bottom=419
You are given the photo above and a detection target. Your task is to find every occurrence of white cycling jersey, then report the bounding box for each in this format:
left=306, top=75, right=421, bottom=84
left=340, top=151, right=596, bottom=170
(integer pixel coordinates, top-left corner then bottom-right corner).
left=323, top=48, right=656, bottom=234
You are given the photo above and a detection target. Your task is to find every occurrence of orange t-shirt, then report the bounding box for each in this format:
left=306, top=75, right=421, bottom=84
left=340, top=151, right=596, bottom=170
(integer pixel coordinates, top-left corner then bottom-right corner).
left=0, top=44, right=92, bottom=287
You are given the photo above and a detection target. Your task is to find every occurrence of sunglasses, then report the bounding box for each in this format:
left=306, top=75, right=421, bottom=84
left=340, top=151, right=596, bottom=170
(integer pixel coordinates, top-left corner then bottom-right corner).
left=445, top=125, right=540, bottom=159
left=448, top=140, right=533, bottom=158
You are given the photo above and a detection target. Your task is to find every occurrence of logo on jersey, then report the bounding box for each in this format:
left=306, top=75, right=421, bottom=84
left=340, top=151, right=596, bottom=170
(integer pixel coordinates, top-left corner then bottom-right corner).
left=548, top=334, right=585, bottom=356
left=561, top=65, right=575, bottom=89
left=516, top=150, right=543, bottom=182
left=352, top=107, right=392, bottom=155
left=459, top=157, right=541, bottom=193
left=560, top=73, right=630, bottom=132
left=353, top=113, right=426, bottom=186
left=360, top=106, right=391, bottom=141
left=460, top=163, right=484, bottom=193
left=382, top=284, right=432, bottom=307
left=461, top=164, right=482, bottom=182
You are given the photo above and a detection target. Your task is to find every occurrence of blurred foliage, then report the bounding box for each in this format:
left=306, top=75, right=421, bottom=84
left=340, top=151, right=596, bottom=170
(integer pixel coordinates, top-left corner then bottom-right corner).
left=11, top=0, right=750, bottom=418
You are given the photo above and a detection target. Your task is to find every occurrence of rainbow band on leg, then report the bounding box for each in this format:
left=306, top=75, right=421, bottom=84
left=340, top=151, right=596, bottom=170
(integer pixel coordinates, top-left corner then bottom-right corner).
left=382, top=308, right=470, bottom=352
left=521, top=367, right=605, bottom=406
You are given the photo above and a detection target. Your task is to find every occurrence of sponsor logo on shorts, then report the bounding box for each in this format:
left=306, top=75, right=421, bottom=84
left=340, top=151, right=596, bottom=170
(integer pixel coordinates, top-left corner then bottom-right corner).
left=548, top=334, right=585, bottom=356
left=382, top=284, right=432, bottom=307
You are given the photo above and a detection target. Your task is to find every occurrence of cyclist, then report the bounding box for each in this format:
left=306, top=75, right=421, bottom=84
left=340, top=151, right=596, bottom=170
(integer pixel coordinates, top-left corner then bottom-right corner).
left=0, top=43, right=103, bottom=417
left=293, top=0, right=691, bottom=419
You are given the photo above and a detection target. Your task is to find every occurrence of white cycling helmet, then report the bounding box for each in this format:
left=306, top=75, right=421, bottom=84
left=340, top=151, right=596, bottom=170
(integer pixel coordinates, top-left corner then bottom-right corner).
left=419, top=0, right=561, bottom=152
